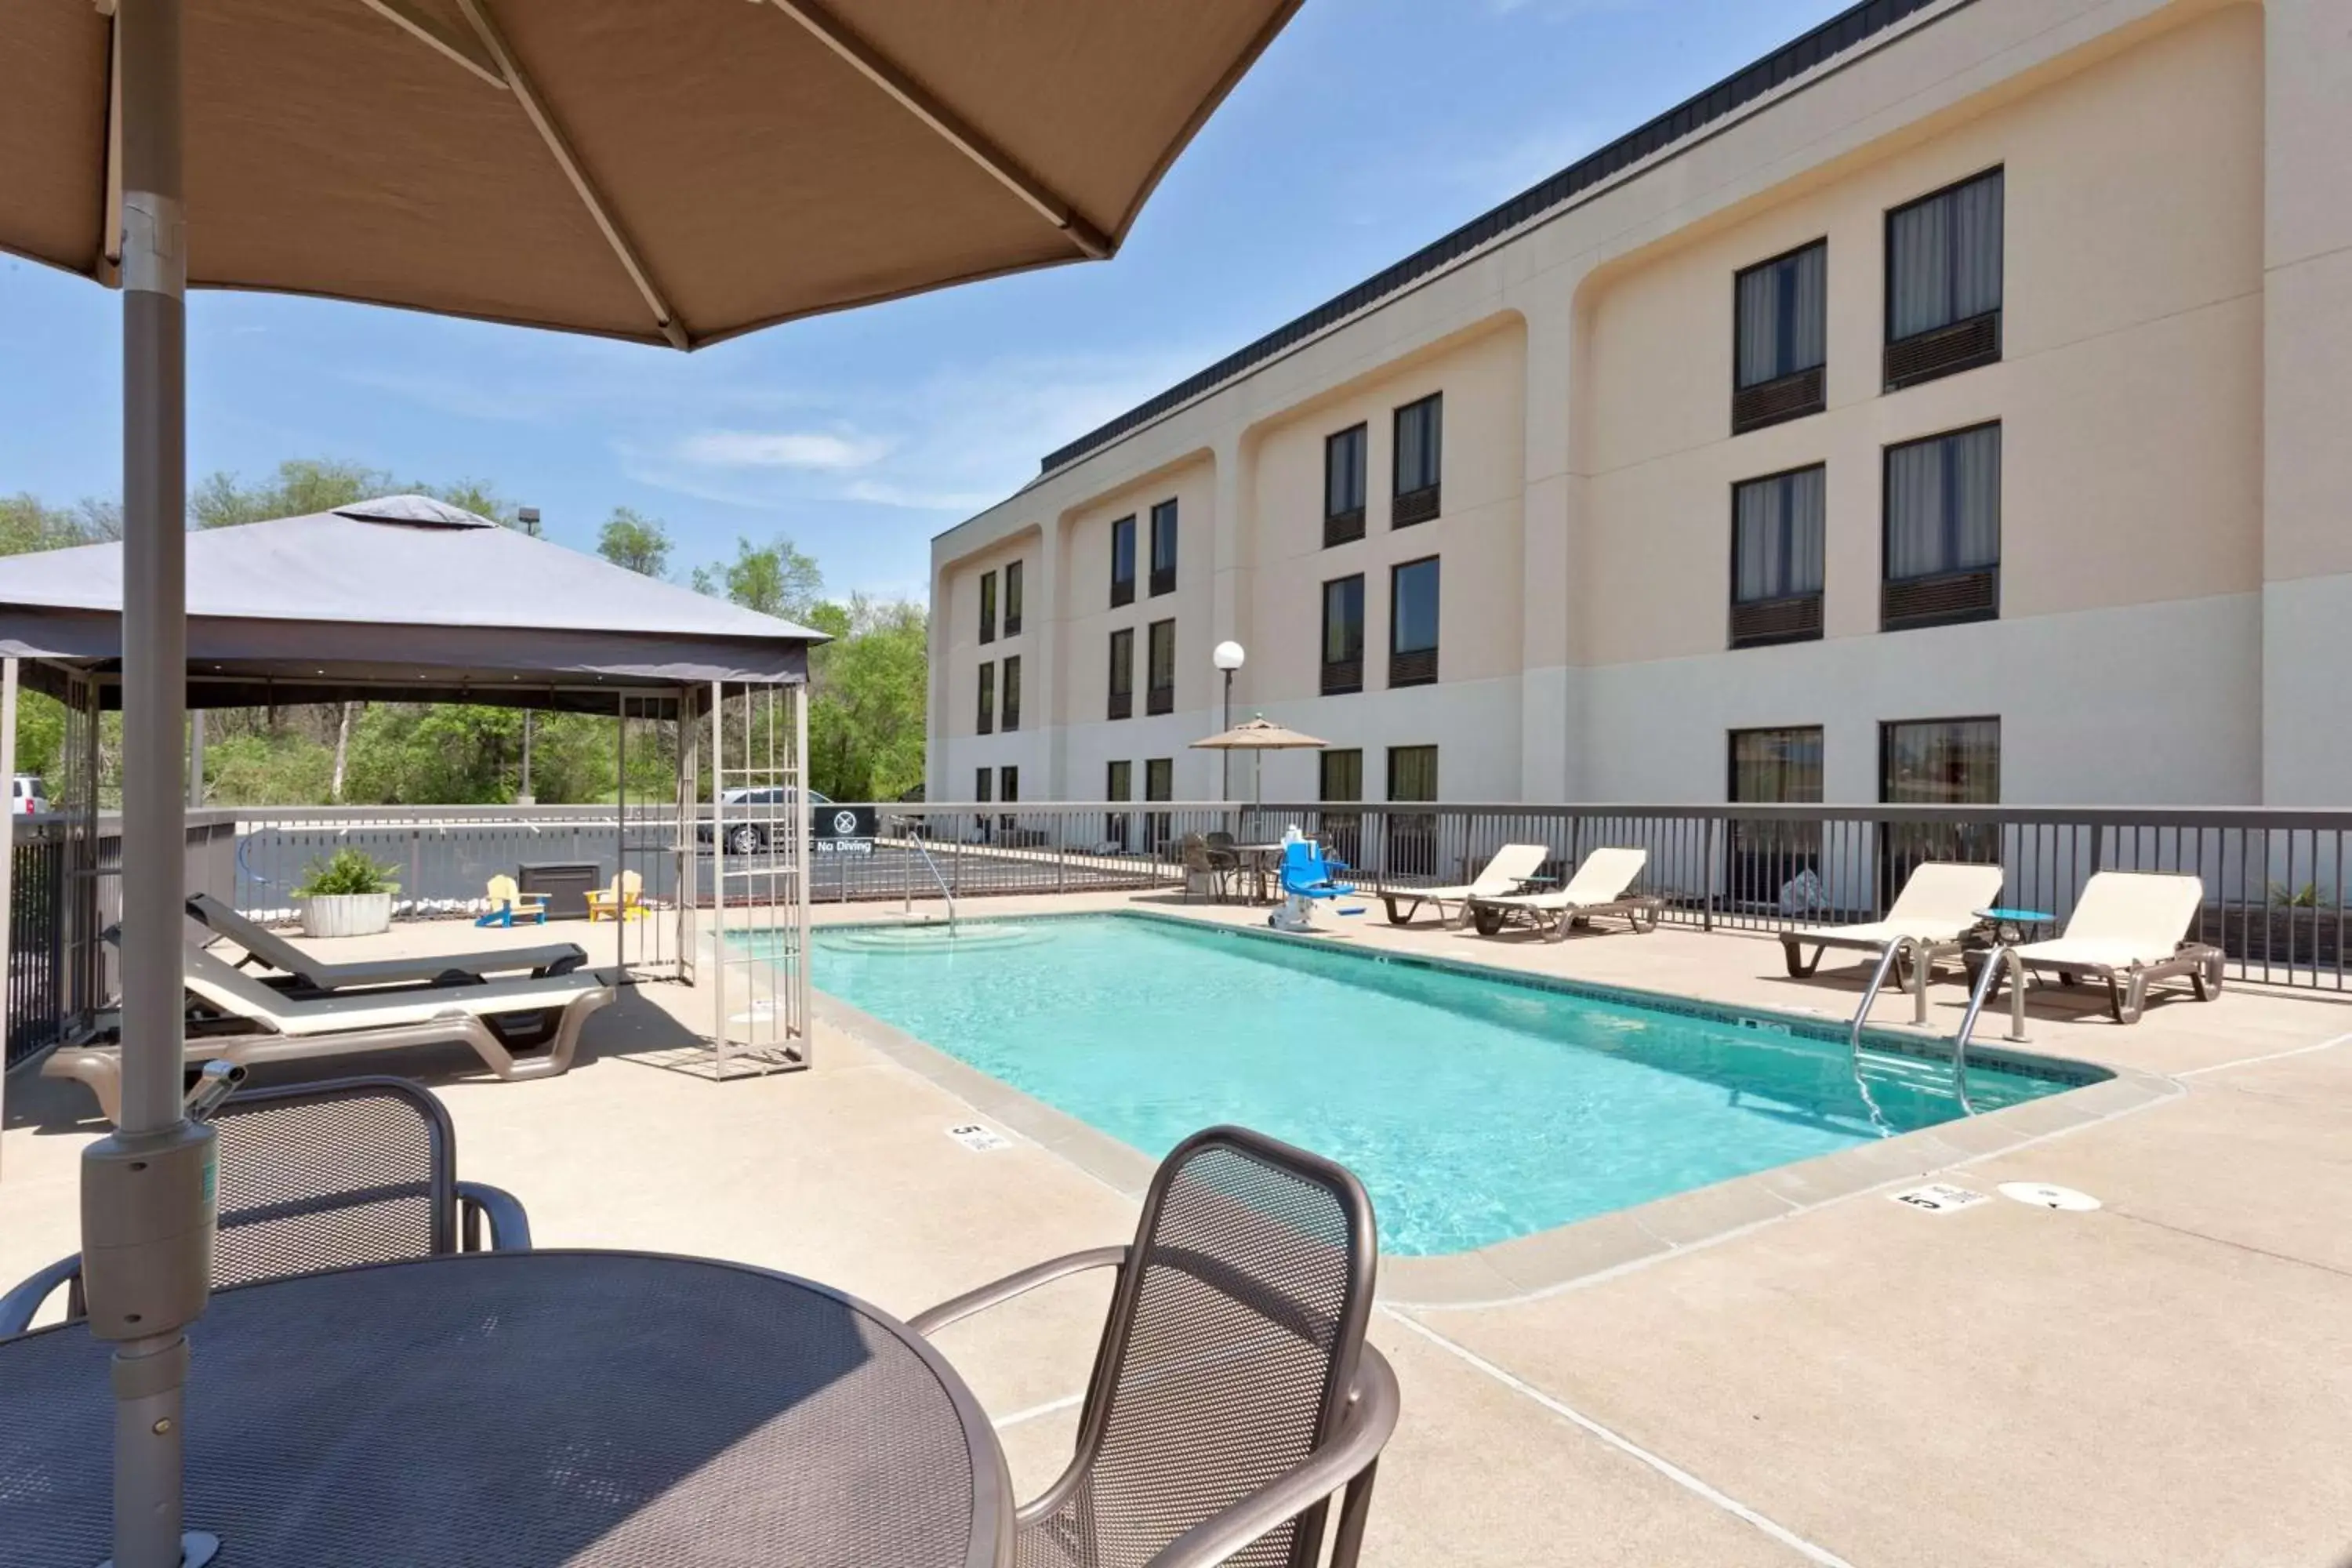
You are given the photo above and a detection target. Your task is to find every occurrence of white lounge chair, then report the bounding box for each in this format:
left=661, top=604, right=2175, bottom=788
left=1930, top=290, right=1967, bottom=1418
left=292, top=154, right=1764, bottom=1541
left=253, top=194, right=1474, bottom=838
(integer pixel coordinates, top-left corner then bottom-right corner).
left=187, top=891, right=587, bottom=993
left=1380, top=843, right=1552, bottom=927
left=1467, top=847, right=1657, bottom=941
left=1993, top=871, right=2223, bottom=1024
left=44, top=943, right=614, bottom=1122
left=1779, top=861, right=2006, bottom=979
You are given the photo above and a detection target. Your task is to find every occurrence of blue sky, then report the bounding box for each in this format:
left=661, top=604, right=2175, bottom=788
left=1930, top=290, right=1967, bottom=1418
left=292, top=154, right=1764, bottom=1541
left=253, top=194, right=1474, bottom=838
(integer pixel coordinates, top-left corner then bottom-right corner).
left=0, top=0, right=1849, bottom=604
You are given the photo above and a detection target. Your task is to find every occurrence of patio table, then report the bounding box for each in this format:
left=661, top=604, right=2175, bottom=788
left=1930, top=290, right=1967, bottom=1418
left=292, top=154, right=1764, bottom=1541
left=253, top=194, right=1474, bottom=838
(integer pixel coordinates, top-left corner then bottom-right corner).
left=0, top=1250, right=1012, bottom=1568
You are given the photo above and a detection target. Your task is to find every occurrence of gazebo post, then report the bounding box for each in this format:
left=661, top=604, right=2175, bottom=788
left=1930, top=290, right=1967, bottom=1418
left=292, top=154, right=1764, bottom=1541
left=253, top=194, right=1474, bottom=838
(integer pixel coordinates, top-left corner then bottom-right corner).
left=0, top=657, right=16, bottom=1180
left=614, top=689, right=627, bottom=974
left=709, top=679, right=726, bottom=1069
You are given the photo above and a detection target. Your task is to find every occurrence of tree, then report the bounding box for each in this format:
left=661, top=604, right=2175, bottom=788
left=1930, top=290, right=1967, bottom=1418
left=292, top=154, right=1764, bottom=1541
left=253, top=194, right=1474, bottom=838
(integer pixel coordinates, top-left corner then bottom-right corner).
left=189, top=458, right=390, bottom=528
left=597, top=507, right=673, bottom=577
left=0, top=494, right=117, bottom=552
left=692, top=535, right=822, bottom=620
left=805, top=596, right=927, bottom=800
left=419, top=478, right=517, bottom=528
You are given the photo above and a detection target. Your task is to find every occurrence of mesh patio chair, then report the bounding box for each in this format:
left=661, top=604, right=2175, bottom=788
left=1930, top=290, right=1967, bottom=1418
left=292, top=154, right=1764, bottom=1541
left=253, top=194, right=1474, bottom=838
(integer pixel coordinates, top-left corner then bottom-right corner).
left=911, top=1126, right=1399, bottom=1568
left=1180, top=833, right=1239, bottom=905
left=0, top=1076, right=528, bottom=1336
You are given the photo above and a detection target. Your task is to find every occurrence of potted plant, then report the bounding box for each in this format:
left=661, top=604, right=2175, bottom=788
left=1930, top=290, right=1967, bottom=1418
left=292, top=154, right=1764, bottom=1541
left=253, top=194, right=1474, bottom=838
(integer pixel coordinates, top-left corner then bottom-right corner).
left=292, top=848, right=401, bottom=938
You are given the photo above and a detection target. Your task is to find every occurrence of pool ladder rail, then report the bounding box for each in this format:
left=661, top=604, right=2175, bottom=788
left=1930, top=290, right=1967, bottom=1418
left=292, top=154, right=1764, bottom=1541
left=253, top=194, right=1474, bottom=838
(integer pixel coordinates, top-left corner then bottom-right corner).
left=1846, top=935, right=2001, bottom=1119
left=893, top=814, right=958, bottom=934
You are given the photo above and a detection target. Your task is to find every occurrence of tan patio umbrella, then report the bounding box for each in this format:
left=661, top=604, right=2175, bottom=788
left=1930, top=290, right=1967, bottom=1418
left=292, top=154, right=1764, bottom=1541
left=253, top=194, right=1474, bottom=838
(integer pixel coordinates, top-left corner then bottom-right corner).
left=1192, top=714, right=1327, bottom=804
left=0, top=4, right=1300, bottom=1563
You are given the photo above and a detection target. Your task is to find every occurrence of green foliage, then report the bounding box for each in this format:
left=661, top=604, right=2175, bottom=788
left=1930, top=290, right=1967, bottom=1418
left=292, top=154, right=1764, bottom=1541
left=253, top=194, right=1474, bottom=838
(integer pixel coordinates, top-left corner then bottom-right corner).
left=202, top=731, right=337, bottom=805
left=0, top=494, right=117, bottom=551
left=597, top=507, right=673, bottom=576
left=292, top=847, right=401, bottom=898
left=2268, top=880, right=2338, bottom=909
left=190, top=458, right=390, bottom=528
left=691, top=535, right=823, bottom=620
left=807, top=596, right=927, bottom=801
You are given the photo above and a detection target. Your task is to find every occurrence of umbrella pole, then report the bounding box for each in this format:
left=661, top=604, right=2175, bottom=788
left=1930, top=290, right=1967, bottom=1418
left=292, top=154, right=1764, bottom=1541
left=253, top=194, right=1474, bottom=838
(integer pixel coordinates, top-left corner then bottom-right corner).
left=84, top=3, right=219, bottom=1566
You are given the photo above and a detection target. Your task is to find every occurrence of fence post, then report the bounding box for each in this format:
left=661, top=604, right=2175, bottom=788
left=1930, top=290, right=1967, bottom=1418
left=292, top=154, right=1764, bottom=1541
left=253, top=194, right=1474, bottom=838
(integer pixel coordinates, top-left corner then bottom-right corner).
left=1703, top=816, right=1717, bottom=932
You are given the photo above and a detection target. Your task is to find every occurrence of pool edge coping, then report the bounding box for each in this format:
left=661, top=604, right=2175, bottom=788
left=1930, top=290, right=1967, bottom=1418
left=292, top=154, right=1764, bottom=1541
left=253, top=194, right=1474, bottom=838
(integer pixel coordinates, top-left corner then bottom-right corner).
left=808, top=911, right=2181, bottom=1305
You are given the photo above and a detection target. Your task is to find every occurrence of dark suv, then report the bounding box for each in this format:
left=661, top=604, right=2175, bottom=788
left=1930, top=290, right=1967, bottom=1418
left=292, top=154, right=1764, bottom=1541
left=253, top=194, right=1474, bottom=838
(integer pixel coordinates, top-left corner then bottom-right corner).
left=696, top=787, right=877, bottom=855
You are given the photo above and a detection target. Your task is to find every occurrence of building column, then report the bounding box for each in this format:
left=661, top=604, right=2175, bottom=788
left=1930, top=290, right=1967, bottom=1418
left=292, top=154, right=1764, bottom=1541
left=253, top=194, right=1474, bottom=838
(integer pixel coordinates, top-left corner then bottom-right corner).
left=1208, top=432, right=1249, bottom=797
left=2259, top=0, right=2352, bottom=805
left=1031, top=514, right=1067, bottom=797
left=924, top=557, right=953, bottom=804
left=1515, top=278, right=1586, bottom=802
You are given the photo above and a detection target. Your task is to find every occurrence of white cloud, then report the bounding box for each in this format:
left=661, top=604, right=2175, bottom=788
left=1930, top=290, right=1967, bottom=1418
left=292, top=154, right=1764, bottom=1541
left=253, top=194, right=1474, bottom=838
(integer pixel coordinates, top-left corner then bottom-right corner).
left=673, top=429, right=890, bottom=470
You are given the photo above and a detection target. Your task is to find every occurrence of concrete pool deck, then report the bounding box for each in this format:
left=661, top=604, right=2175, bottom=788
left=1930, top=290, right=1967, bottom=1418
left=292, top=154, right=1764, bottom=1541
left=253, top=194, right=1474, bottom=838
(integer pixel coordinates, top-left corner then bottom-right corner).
left=5, top=897, right=2350, bottom=1565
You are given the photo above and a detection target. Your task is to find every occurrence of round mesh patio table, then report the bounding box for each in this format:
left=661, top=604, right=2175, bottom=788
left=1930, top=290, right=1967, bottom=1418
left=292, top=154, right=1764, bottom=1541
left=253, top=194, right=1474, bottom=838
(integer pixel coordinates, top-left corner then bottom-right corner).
left=0, top=1250, right=1012, bottom=1567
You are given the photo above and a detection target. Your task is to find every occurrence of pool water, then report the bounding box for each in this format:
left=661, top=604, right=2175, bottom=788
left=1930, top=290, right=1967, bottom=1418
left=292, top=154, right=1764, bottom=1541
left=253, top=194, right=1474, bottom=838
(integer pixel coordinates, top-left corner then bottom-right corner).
left=811, top=915, right=2087, bottom=1256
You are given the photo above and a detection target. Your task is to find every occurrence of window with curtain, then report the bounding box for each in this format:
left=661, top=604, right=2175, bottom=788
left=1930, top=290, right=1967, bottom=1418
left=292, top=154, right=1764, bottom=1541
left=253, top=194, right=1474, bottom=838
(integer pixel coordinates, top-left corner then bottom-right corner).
left=1144, top=757, right=1173, bottom=852
left=1878, top=716, right=2002, bottom=896
left=1392, top=394, right=1442, bottom=524
left=978, top=570, right=996, bottom=644
left=1729, top=727, right=1824, bottom=804
left=1149, top=499, right=1178, bottom=596
left=1726, top=726, right=1824, bottom=909
left=1319, top=747, right=1363, bottom=864
left=1732, top=241, right=1828, bottom=433
left=1000, top=655, right=1021, bottom=731
left=1146, top=619, right=1175, bottom=714
left=1385, top=744, right=1439, bottom=876
left=1886, top=169, right=2003, bottom=387
left=999, top=765, right=1018, bottom=804
left=974, top=768, right=992, bottom=804
left=1389, top=557, right=1439, bottom=686
left=1106, top=628, right=1134, bottom=720
left=975, top=660, right=994, bottom=735
left=1325, top=424, right=1367, bottom=545
left=1735, top=241, right=1827, bottom=389
left=1883, top=423, right=2000, bottom=629
left=1386, top=745, right=1438, bottom=801
left=1322, top=574, right=1364, bottom=695
left=1730, top=464, right=1826, bottom=648
left=1003, top=560, right=1022, bottom=636
left=1105, top=759, right=1132, bottom=849
left=1109, top=514, right=1136, bottom=608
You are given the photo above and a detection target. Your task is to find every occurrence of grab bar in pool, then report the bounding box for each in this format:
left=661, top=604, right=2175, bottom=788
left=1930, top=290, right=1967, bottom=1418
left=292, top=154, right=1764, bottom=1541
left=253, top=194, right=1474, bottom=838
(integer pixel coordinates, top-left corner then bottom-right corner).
left=1844, top=935, right=1927, bottom=1137
left=894, top=813, right=957, bottom=931
left=1947, top=945, right=2033, bottom=1116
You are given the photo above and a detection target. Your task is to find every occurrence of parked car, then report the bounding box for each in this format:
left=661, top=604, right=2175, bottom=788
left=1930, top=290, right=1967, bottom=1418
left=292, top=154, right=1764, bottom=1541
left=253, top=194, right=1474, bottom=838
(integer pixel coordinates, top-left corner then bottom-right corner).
left=696, top=787, right=877, bottom=855
left=13, top=775, right=48, bottom=815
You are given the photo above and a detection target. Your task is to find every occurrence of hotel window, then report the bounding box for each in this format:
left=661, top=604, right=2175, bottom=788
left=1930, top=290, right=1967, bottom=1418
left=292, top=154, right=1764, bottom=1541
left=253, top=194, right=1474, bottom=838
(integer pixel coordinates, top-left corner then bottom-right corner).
left=974, top=767, right=992, bottom=804
left=1145, top=757, right=1174, bottom=856
left=1109, top=514, right=1136, bottom=608
left=975, top=660, right=994, bottom=735
left=1730, top=464, right=1826, bottom=648
left=1105, top=759, right=1132, bottom=851
left=1732, top=240, right=1827, bottom=434
left=1321, top=574, right=1365, bottom=695
left=1727, top=727, right=1824, bottom=910
left=1319, top=747, right=1363, bottom=866
left=1325, top=423, right=1367, bottom=546
left=1385, top=744, right=1438, bottom=878
left=1000, top=655, right=1021, bottom=731
left=1149, top=499, right=1178, bottom=597
left=1003, top=560, right=1023, bottom=637
left=999, top=765, right=1018, bottom=804
left=1392, top=394, right=1442, bottom=526
left=1883, top=423, right=1999, bottom=631
left=1885, top=168, right=2003, bottom=390
left=978, top=570, right=997, bottom=644
left=1145, top=619, right=1176, bottom=715
left=1880, top=717, right=2000, bottom=900
left=1388, top=557, right=1439, bottom=688
left=1107, top=628, right=1134, bottom=720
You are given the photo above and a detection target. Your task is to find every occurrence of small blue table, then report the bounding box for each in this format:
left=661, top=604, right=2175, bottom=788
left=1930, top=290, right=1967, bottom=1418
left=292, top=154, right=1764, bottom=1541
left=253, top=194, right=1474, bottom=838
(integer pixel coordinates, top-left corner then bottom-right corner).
left=1973, top=906, right=2055, bottom=945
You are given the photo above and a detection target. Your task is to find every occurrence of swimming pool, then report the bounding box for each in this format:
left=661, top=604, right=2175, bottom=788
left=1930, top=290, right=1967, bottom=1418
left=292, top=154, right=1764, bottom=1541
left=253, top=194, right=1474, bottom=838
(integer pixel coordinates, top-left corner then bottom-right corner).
left=811, top=914, right=2094, bottom=1256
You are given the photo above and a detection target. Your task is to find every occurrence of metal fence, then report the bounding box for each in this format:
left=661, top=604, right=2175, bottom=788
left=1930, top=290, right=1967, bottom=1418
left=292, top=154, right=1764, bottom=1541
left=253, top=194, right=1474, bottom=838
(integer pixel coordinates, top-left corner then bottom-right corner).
left=9, top=797, right=2349, bottom=1066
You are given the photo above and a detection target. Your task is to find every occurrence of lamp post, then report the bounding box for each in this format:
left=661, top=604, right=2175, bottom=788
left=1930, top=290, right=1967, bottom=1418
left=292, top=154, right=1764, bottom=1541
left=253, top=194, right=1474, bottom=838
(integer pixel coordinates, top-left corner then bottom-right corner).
left=1211, top=641, right=1245, bottom=800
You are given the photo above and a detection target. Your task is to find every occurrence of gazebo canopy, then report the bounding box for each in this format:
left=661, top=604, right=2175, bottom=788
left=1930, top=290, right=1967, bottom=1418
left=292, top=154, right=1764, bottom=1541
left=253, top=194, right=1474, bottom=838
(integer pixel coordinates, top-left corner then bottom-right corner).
left=0, top=495, right=822, bottom=713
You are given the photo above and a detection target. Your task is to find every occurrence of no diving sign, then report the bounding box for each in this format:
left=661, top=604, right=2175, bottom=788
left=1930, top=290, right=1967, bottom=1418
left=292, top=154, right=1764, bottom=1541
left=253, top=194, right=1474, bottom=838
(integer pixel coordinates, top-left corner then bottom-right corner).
left=1887, top=1182, right=1991, bottom=1215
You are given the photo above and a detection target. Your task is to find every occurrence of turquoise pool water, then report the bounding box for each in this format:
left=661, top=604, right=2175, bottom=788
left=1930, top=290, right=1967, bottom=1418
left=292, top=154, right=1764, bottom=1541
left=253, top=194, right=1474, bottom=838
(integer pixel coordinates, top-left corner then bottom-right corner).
left=811, top=916, right=2087, bottom=1256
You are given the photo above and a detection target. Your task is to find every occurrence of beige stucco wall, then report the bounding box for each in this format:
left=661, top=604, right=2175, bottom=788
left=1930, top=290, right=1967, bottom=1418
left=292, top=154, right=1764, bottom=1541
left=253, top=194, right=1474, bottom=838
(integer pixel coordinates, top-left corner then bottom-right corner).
left=936, top=530, right=1036, bottom=745
left=1576, top=3, right=2265, bottom=666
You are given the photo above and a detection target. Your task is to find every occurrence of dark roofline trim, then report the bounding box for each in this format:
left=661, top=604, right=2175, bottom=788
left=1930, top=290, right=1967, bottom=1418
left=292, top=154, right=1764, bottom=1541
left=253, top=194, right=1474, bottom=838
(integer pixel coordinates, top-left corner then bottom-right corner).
left=1036, top=0, right=1958, bottom=480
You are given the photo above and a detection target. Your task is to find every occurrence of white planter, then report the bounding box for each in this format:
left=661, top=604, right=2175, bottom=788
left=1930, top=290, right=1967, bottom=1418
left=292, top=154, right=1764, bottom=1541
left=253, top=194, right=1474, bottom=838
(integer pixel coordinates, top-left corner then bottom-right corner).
left=299, top=891, right=393, bottom=938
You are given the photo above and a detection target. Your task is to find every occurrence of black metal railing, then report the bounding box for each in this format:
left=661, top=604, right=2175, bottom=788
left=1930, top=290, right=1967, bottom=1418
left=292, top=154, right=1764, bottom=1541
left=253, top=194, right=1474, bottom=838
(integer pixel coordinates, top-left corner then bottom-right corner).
left=5, top=827, right=64, bottom=1069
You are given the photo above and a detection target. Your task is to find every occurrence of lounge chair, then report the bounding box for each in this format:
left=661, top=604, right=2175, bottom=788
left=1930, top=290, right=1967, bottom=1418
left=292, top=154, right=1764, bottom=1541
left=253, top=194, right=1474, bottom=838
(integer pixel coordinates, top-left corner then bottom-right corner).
left=1986, top=870, right=2223, bottom=1024
left=1467, top=846, right=1657, bottom=940
left=1380, top=842, right=1551, bottom=927
left=43, top=943, right=612, bottom=1123
left=909, top=1127, right=1397, bottom=1568
left=1778, top=861, right=2006, bottom=978
left=188, top=891, right=586, bottom=993
left=474, top=873, right=550, bottom=927
left=2, top=1076, right=529, bottom=1335
left=584, top=869, right=645, bottom=922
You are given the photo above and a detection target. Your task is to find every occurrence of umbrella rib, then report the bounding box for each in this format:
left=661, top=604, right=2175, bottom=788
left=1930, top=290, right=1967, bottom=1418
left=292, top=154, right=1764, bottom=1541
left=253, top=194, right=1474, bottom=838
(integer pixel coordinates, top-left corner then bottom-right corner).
left=764, top=0, right=1113, bottom=260
left=358, top=0, right=508, bottom=89
left=453, top=0, right=692, bottom=350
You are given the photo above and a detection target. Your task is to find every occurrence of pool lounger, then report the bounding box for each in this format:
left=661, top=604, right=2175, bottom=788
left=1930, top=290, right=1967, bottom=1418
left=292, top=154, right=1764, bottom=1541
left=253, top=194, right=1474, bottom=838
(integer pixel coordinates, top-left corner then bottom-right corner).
left=1778, top=861, right=2007, bottom=979
left=187, top=891, right=587, bottom=993
left=1379, top=842, right=1552, bottom=927
left=1978, top=870, right=2223, bottom=1025
left=1467, top=847, right=1660, bottom=942
left=44, top=942, right=614, bottom=1123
